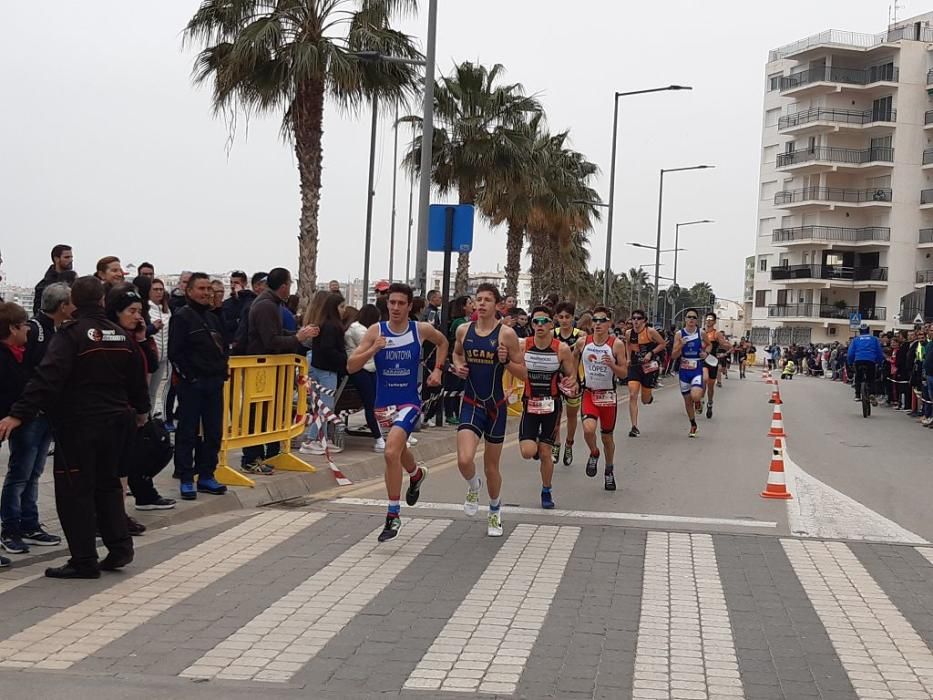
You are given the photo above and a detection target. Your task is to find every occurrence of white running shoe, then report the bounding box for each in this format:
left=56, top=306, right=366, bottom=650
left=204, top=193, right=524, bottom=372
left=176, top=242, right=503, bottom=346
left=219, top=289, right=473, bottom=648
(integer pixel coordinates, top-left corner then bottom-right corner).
left=464, top=479, right=482, bottom=516
left=373, top=437, right=386, bottom=452
left=487, top=510, right=503, bottom=537
left=300, top=441, right=326, bottom=455
left=407, top=436, right=419, bottom=446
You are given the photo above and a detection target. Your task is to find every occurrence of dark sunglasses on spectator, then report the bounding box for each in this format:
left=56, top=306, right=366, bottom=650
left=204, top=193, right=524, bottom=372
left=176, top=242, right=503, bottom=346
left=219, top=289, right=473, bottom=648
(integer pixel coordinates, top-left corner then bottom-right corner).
left=592, top=316, right=611, bottom=323
left=531, top=317, right=551, bottom=326
left=686, top=315, right=698, bottom=319
left=632, top=316, right=645, bottom=321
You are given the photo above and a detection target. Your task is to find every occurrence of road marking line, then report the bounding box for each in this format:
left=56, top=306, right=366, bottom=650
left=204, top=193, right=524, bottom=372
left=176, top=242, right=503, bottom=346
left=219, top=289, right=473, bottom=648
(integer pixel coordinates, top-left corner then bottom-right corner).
left=404, top=523, right=579, bottom=694
left=783, top=539, right=933, bottom=698
left=0, top=510, right=323, bottom=670
left=180, top=517, right=450, bottom=683
left=782, top=442, right=927, bottom=544
left=333, top=497, right=778, bottom=530
left=633, top=532, right=744, bottom=699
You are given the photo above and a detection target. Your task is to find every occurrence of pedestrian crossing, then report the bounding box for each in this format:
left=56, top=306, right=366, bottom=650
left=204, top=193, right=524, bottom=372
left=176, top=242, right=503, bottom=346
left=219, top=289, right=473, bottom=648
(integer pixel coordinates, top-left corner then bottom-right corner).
left=0, top=509, right=933, bottom=698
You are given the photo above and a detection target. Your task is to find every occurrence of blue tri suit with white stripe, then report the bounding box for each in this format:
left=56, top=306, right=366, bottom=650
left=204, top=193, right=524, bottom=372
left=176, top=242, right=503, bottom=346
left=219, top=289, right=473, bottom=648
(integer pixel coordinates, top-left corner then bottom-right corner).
left=678, top=328, right=705, bottom=395
left=458, top=322, right=508, bottom=444
left=373, top=320, right=422, bottom=435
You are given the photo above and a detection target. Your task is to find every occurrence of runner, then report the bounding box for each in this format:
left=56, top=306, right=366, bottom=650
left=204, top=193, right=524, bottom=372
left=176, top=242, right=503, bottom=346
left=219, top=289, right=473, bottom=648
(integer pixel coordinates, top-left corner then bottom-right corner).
left=736, top=339, right=749, bottom=379
left=625, top=309, right=666, bottom=437
left=518, top=306, right=578, bottom=509
left=552, top=302, right=583, bottom=465
left=574, top=306, right=627, bottom=490
left=347, top=283, right=448, bottom=543
left=452, top=283, right=525, bottom=537
left=671, top=308, right=709, bottom=438
left=702, top=312, right=731, bottom=419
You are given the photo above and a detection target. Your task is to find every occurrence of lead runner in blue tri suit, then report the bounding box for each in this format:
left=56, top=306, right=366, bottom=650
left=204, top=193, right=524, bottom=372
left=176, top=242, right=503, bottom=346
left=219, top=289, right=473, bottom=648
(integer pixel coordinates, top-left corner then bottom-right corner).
left=671, top=308, right=710, bottom=438
left=451, top=283, right=525, bottom=538
left=348, top=283, right=448, bottom=542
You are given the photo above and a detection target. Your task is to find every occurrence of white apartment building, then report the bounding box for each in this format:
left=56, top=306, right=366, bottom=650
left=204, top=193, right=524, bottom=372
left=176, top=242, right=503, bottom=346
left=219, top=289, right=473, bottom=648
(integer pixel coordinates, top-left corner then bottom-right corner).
left=751, top=14, right=933, bottom=346
left=428, top=269, right=534, bottom=310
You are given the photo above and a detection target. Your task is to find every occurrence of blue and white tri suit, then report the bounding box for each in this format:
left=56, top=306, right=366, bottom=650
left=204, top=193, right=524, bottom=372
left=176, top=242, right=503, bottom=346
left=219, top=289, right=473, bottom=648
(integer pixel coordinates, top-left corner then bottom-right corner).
left=458, top=322, right=508, bottom=444
left=373, top=320, right=422, bottom=435
left=678, top=328, right=705, bottom=395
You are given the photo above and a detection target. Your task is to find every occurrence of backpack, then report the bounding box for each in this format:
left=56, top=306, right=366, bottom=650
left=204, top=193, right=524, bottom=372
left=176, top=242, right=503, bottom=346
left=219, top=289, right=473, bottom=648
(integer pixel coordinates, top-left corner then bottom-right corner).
left=135, top=417, right=174, bottom=478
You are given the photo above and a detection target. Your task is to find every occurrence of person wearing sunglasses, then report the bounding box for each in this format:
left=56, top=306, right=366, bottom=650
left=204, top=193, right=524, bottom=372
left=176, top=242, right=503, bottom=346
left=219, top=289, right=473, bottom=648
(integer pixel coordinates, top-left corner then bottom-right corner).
left=625, top=310, right=666, bottom=437
left=573, top=306, right=627, bottom=491
left=552, top=302, right=584, bottom=466
left=518, top=306, right=578, bottom=509
left=671, top=309, right=709, bottom=438
left=702, top=312, right=732, bottom=419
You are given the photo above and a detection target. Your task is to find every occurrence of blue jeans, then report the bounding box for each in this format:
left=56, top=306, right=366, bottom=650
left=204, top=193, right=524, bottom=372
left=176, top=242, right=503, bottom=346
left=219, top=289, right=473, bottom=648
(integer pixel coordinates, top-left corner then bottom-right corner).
left=1, top=415, right=53, bottom=536
left=173, top=377, right=224, bottom=482
left=350, top=370, right=381, bottom=439
left=305, top=362, right=338, bottom=441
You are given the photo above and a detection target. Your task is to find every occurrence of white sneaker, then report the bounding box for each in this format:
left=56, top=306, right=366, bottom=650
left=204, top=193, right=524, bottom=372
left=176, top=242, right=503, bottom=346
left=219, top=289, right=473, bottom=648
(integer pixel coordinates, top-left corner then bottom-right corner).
left=407, top=436, right=419, bottom=446
left=487, top=510, right=503, bottom=537
left=300, top=441, right=326, bottom=455
left=464, top=479, right=482, bottom=516
left=374, top=437, right=386, bottom=452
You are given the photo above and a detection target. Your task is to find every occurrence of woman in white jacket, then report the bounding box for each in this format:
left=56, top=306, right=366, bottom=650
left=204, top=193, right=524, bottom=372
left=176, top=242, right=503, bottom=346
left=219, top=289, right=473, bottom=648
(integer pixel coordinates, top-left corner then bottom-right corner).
left=148, top=278, right=172, bottom=413
left=343, top=304, right=383, bottom=450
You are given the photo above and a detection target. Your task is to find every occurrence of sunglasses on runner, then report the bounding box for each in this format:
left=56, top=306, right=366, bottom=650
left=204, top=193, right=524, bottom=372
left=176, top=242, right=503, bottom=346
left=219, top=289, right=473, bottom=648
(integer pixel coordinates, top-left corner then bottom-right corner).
left=592, top=316, right=611, bottom=323
left=531, top=317, right=551, bottom=325
left=631, top=316, right=645, bottom=321
left=686, top=315, right=698, bottom=319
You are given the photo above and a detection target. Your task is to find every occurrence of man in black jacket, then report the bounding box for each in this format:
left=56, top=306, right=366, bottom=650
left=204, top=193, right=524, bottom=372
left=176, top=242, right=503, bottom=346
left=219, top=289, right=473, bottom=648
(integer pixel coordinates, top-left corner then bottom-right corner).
left=0, top=276, right=150, bottom=579
left=224, top=271, right=266, bottom=353
left=32, top=244, right=76, bottom=315
left=24, top=282, right=75, bottom=370
left=168, top=273, right=230, bottom=501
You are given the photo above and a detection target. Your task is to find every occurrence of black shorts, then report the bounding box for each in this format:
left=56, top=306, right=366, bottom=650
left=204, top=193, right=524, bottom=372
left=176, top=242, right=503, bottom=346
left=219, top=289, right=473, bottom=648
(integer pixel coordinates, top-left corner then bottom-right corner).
left=518, top=398, right=561, bottom=446
left=706, top=364, right=719, bottom=380
left=626, top=365, right=658, bottom=389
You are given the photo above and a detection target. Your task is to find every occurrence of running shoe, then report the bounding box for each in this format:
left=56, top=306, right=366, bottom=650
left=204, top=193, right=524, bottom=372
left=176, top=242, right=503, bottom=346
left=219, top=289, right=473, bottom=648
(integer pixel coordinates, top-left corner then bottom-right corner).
left=405, top=465, right=427, bottom=506
left=21, top=527, right=62, bottom=546
left=628, top=426, right=640, bottom=438
left=464, top=478, right=482, bottom=516
left=299, top=441, right=326, bottom=455
left=585, top=452, right=599, bottom=477
left=696, top=400, right=704, bottom=413
left=551, top=443, right=561, bottom=463
left=717, top=381, right=722, bottom=388
left=373, top=437, right=386, bottom=452
left=487, top=510, right=503, bottom=537
left=242, top=461, right=275, bottom=475
left=562, top=442, right=573, bottom=466
left=446, top=416, right=460, bottom=426
left=706, top=403, right=713, bottom=419
left=541, top=489, right=554, bottom=510
left=604, top=470, right=617, bottom=491
left=0, top=534, right=28, bottom=554
left=377, top=515, right=401, bottom=542
left=689, top=424, right=698, bottom=438
left=0, top=555, right=9, bottom=569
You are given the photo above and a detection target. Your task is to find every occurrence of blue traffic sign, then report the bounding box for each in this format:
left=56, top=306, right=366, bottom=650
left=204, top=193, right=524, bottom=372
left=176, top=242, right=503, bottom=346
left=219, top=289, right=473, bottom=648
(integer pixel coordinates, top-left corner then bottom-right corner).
left=428, top=204, right=474, bottom=253
left=849, top=312, right=862, bottom=329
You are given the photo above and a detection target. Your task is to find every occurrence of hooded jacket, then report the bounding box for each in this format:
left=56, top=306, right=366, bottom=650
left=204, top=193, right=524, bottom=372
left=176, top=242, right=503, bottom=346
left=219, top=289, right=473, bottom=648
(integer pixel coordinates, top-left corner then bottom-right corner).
left=32, top=266, right=76, bottom=316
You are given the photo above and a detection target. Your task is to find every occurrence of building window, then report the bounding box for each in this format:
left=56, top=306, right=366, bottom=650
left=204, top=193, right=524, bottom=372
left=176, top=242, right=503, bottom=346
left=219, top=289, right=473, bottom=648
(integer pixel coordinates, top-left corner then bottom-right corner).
left=768, top=73, right=781, bottom=91
left=759, top=257, right=768, bottom=272
left=755, top=290, right=768, bottom=307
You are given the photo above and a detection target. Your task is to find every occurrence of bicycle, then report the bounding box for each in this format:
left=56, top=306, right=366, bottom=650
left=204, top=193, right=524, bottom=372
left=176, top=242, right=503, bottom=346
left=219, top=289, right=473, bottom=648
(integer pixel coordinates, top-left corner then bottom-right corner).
left=861, top=378, right=871, bottom=418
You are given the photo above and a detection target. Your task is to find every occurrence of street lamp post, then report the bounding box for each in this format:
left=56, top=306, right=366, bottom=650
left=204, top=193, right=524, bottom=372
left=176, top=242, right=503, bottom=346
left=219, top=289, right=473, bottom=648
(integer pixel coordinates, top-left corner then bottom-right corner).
left=673, top=219, right=713, bottom=287
left=653, top=165, right=714, bottom=322
left=413, top=0, right=438, bottom=295
left=603, top=85, right=692, bottom=305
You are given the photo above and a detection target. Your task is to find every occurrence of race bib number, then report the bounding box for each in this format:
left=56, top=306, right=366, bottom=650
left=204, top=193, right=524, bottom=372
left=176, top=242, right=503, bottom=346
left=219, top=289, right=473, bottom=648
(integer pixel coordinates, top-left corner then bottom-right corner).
left=527, top=397, right=555, bottom=414
left=642, top=360, right=660, bottom=374
left=680, top=358, right=698, bottom=370
left=592, top=390, right=616, bottom=407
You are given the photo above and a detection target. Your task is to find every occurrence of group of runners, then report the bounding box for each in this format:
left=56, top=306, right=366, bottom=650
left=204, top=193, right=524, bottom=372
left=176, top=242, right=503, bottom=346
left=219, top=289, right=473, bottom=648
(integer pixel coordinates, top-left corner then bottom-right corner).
left=348, top=283, right=735, bottom=543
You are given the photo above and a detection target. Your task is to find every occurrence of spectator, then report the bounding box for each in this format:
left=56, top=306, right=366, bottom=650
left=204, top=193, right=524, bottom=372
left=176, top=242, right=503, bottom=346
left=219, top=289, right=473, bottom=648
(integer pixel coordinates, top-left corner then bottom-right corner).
left=510, top=308, right=530, bottom=338
left=423, top=290, right=442, bottom=326
left=95, top=256, right=125, bottom=290
left=410, top=296, right=426, bottom=322
left=168, top=273, right=230, bottom=500
left=244, top=268, right=317, bottom=471
left=33, top=244, right=76, bottom=316
left=0, top=276, right=150, bottom=579
left=374, top=280, right=391, bottom=321
left=284, top=294, right=300, bottom=332
left=301, top=293, right=347, bottom=454
left=221, top=271, right=249, bottom=342
left=148, top=278, right=171, bottom=410
left=328, top=280, right=341, bottom=293
left=24, top=283, right=75, bottom=371
left=137, top=262, right=155, bottom=279
left=168, top=271, right=192, bottom=313
left=343, top=305, right=382, bottom=450
left=228, top=271, right=267, bottom=354
left=577, top=310, right=593, bottom=336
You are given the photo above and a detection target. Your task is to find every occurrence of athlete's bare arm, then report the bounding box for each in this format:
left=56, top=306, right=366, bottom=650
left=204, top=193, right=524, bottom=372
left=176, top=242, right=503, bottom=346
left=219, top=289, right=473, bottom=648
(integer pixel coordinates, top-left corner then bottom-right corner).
left=498, top=325, right=527, bottom=381
left=671, top=332, right=684, bottom=360
left=610, top=340, right=628, bottom=378
left=648, top=328, right=666, bottom=355
left=557, top=344, right=579, bottom=394
left=417, top=321, right=449, bottom=387
left=451, top=323, right=469, bottom=378
left=347, top=324, right=386, bottom=374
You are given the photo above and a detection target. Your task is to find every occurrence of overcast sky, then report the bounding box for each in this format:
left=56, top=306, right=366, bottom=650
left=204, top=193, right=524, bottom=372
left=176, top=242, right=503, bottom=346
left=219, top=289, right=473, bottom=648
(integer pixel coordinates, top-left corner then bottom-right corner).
left=0, top=0, right=896, bottom=300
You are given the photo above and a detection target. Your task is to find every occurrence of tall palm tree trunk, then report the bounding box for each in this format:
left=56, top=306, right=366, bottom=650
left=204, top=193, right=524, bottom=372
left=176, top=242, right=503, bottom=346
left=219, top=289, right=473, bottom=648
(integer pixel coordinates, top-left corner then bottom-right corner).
left=528, top=233, right=551, bottom=304
left=454, top=188, right=475, bottom=295
left=503, top=220, right=524, bottom=300
left=294, top=81, right=326, bottom=307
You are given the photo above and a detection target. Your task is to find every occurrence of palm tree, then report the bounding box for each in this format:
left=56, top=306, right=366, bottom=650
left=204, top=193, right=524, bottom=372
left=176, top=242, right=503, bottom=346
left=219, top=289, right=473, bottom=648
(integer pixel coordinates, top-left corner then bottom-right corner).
left=688, top=281, right=715, bottom=308
left=184, top=0, right=421, bottom=305
left=404, top=62, right=541, bottom=293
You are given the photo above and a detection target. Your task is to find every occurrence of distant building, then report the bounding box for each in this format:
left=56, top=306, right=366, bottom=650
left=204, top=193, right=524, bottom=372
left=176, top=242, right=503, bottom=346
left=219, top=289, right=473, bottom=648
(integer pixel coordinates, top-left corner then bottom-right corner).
left=429, top=268, right=533, bottom=310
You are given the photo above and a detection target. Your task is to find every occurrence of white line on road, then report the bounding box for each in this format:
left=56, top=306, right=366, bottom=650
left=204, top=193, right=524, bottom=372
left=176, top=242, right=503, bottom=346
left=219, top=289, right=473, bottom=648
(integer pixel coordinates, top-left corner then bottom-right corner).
left=633, top=532, right=744, bottom=699
left=783, top=539, right=933, bottom=698
left=404, top=523, right=579, bottom=695
left=0, top=510, right=324, bottom=670
left=181, top=517, right=451, bottom=683
left=332, top=497, right=778, bottom=530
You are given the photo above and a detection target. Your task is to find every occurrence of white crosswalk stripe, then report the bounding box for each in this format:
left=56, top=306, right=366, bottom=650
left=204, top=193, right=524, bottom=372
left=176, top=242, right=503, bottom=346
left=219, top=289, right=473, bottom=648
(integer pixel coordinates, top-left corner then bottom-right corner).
left=783, top=539, right=933, bottom=699
left=0, top=510, right=323, bottom=670
left=181, top=517, right=451, bottom=683
left=404, top=523, right=579, bottom=695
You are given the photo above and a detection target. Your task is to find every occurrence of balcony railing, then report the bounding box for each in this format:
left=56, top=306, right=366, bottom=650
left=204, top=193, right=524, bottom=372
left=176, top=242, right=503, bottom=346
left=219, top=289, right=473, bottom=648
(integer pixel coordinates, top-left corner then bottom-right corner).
left=774, top=187, right=891, bottom=206
left=927, top=110, right=933, bottom=125
left=771, top=264, right=889, bottom=282
left=928, top=68, right=933, bottom=85
left=778, top=107, right=896, bottom=130
left=917, top=270, right=933, bottom=284
left=924, top=149, right=933, bottom=165
left=922, top=190, right=933, bottom=205
left=767, top=303, right=886, bottom=320
left=771, top=226, right=891, bottom=244
left=776, top=146, right=894, bottom=168
left=920, top=229, right=933, bottom=244
left=780, top=65, right=898, bottom=91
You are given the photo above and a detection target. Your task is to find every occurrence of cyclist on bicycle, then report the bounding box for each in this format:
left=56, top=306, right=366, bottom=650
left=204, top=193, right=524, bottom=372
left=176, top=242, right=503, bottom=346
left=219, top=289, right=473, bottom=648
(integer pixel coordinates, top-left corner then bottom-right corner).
left=847, top=322, right=885, bottom=403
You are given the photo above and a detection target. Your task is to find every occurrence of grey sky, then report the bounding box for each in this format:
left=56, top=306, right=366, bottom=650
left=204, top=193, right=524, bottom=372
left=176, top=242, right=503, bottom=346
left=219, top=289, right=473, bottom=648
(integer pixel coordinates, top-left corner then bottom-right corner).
left=0, top=0, right=893, bottom=300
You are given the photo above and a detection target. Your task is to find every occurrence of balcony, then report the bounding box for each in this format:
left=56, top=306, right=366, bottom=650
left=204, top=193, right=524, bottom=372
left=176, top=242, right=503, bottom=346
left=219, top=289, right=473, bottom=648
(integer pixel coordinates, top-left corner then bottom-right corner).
left=767, top=303, right=886, bottom=321
left=780, top=65, right=898, bottom=97
left=771, top=264, right=889, bottom=285
left=926, top=110, right=933, bottom=129
left=773, top=187, right=891, bottom=210
left=922, top=190, right=933, bottom=209
left=921, top=229, right=933, bottom=247
left=775, top=146, right=894, bottom=173
left=771, top=226, right=891, bottom=247
left=928, top=68, right=933, bottom=86
left=778, top=107, right=896, bottom=135
left=917, top=270, right=933, bottom=286
left=923, top=149, right=933, bottom=169
left=769, top=27, right=914, bottom=62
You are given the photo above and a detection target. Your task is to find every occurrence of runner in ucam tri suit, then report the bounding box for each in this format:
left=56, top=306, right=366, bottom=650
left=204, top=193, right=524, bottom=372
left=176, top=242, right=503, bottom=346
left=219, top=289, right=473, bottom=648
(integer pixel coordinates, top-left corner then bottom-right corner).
left=348, top=283, right=448, bottom=543
left=574, top=306, right=628, bottom=491
left=552, top=302, right=583, bottom=466
left=625, top=310, right=666, bottom=437
left=518, top=306, right=578, bottom=510
left=702, top=312, right=731, bottom=419
left=452, top=283, right=525, bottom=537
left=671, top=308, right=709, bottom=438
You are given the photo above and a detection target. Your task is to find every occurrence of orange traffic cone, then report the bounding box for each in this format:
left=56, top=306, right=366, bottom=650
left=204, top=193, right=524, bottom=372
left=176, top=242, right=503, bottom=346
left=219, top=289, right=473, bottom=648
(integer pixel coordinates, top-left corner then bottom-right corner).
left=768, top=383, right=782, bottom=405
left=767, top=404, right=787, bottom=437
left=761, top=438, right=793, bottom=499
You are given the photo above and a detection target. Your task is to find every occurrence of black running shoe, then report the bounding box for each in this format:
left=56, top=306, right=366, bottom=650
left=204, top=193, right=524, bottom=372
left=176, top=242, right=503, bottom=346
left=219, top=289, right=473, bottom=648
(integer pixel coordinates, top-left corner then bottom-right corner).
left=628, top=426, right=640, bottom=438
left=562, top=442, right=573, bottom=466
left=585, top=453, right=599, bottom=478
left=604, top=470, right=617, bottom=491
left=377, top=515, right=401, bottom=542
left=405, top=466, right=427, bottom=506
left=706, top=403, right=713, bottom=419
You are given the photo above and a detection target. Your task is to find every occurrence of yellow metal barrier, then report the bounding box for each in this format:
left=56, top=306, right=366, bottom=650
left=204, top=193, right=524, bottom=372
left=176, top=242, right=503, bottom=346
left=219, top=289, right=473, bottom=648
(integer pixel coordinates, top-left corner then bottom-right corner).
left=503, top=371, right=524, bottom=417
left=216, top=355, right=315, bottom=487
